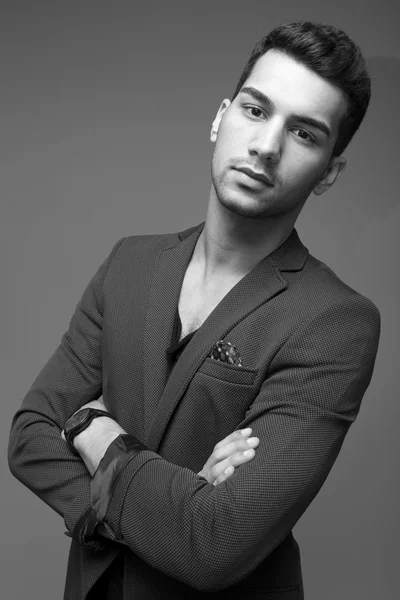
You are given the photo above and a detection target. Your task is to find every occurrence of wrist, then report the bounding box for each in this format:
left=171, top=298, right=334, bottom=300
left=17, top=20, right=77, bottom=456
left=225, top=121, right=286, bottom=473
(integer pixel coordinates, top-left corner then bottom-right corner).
left=64, top=406, right=113, bottom=456
left=74, top=417, right=126, bottom=476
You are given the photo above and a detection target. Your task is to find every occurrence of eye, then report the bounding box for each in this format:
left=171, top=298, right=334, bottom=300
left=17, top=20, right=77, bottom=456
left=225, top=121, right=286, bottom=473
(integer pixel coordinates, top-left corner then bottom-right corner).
left=250, top=107, right=263, bottom=118
left=293, top=129, right=314, bottom=143
left=244, top=105, right=265, bottom=119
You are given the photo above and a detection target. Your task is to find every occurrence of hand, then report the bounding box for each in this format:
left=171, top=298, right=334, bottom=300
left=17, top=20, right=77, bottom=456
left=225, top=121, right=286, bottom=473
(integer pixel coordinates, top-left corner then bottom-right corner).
left=198, top=428, right=259, bottom=486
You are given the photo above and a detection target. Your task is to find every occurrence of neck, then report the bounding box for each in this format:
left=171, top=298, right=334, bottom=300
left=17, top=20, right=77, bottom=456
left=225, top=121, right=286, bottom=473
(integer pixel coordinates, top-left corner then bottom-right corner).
left=193, top=186, right=298, bottom=282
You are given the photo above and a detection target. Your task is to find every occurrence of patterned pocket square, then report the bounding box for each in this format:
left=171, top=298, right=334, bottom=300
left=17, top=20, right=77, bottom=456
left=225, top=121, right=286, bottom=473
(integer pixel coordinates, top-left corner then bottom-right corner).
left=208, top=339, right=243, bottom=367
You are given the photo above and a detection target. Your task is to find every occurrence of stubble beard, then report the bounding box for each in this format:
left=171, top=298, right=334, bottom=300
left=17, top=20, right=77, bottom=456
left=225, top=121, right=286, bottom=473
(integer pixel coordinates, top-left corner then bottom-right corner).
left=211, top=164, right=291, bottom=220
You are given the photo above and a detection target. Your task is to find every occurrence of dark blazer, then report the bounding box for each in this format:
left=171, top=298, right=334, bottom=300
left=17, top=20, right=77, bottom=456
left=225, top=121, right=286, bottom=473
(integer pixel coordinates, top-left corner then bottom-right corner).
left=8, top=222, right=380, bottom=599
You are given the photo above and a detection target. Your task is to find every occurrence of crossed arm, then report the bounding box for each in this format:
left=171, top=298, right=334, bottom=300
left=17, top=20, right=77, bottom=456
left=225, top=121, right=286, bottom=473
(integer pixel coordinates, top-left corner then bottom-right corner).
left=62, top=402, right=258, bottom=481
left=60, top=398, right=259, bottom=549
left=8, top=244, right=381, bottom=592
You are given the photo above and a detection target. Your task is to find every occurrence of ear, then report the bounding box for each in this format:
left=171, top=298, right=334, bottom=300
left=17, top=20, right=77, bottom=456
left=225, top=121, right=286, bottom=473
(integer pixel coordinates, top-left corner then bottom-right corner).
left=313, top=156, right=347, bottom=196
left=210, top=99, right=231, bottom=142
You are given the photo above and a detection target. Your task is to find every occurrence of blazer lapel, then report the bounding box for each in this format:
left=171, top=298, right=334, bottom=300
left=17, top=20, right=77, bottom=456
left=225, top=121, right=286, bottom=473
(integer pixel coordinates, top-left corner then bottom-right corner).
left=144, top=222, right=308, bottom=451
left=142, top=223, right=204, bottom=434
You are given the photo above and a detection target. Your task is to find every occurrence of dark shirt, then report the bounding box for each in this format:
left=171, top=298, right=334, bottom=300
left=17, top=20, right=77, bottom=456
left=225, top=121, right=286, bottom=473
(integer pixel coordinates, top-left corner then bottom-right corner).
left=88, top=308, right=198, bottom=599
left=165, top=306, right=198, bottom=375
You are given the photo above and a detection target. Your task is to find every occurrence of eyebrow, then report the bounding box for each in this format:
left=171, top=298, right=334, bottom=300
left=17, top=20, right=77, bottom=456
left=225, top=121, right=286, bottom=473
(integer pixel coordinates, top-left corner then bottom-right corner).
left=239, top=86, right=331, bottom=138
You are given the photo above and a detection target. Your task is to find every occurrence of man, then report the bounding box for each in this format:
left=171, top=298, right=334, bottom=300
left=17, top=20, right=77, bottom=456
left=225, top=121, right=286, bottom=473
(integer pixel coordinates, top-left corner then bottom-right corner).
left=8, top=20, right=380, bottom=600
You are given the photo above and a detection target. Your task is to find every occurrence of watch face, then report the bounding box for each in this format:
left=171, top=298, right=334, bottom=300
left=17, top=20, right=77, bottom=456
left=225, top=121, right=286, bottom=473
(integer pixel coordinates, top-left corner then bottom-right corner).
left=66, top=408, right=90, bottom=431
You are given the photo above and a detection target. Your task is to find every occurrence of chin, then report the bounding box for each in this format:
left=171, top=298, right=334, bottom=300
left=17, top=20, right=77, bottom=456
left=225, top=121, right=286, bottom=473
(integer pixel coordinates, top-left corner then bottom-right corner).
left=218, top=194, right=270, bottom=219
left=216, top=182, right=274, bottom=215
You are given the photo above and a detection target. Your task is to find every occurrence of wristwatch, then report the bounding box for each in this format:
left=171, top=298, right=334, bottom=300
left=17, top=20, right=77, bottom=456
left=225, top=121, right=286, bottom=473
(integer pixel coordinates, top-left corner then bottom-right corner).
left=64, top=408, right=113, bottom=455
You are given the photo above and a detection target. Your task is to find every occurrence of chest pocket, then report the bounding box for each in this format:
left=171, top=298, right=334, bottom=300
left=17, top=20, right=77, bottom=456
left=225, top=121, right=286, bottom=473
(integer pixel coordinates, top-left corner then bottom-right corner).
left=158, top=357, right=259, bottom=472
left=194, top=357, right=259, bottom=437
left=197, top=356, right=258, bottom=385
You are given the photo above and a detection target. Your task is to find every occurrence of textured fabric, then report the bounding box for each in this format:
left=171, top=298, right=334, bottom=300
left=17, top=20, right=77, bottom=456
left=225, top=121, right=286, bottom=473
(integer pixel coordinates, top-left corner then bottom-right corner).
left=8, top=222, right=381, bottom=599
left=90, top=309, right=197, bottom=598
left=91, top=434, right=147, bottom=523
left=72, top=433, right=148, bottom=552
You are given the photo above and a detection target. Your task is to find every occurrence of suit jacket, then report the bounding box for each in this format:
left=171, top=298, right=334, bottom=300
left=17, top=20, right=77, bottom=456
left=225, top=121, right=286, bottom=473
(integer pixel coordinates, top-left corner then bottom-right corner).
left=8, top=222, right=381, bottom=599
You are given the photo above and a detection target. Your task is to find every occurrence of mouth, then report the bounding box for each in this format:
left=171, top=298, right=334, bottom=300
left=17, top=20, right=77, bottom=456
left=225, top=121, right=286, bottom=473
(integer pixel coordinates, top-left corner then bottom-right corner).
left=233, top=167, right=273, bottom=187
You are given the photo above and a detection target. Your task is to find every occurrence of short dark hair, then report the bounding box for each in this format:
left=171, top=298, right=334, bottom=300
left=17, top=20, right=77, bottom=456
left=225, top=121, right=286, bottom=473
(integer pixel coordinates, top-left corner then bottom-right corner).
left=232, top=21, right=371, bottom=157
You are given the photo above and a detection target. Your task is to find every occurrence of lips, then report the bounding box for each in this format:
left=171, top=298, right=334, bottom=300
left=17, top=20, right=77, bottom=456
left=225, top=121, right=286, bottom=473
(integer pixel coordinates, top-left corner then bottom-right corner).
left=234, top=167, right=273, bottom=186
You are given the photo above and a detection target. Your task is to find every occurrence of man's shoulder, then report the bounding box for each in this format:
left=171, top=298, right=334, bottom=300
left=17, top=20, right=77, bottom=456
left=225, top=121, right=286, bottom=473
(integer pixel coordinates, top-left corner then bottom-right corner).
left=100, top=223, right=202, bottom=278
left=300, top=251, right=380, bottom=321
left=117, top=222, right=201, bottom=253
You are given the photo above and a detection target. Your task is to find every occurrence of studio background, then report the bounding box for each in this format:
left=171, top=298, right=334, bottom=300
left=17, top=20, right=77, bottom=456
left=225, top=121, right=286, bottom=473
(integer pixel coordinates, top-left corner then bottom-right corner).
left=2, top=1, right=398, bottom=598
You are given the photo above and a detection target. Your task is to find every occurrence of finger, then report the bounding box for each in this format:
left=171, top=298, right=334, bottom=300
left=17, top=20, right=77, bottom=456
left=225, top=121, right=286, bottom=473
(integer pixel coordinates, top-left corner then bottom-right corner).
left=201, top=430, right=252, bottom=474
left=211, top=436, right=259, bottom=464
left=229, top=447, right=256, bottom=467
left=213, top=465, right=235, bottom=486
left=213, top=428, right=252, bottom=451
left=209, top=456, right=231, bottom=481
left=202, top=437, right=258, bottom=478
left=199, top=431, right=257, bottom=479
left=210, top=445, right=258, bottom=480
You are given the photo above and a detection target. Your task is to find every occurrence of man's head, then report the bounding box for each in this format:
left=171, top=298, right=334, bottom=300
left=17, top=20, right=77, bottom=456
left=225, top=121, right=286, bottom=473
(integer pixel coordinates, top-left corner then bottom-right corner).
left=210, top=21, right=371, bottom=222
left=232, top=21, right=371, bottom=158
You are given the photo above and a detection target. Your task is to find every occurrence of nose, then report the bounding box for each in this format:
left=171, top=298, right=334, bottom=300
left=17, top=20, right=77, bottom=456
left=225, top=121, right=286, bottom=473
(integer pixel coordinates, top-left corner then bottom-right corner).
left=248, top=119, right=283, bottom=165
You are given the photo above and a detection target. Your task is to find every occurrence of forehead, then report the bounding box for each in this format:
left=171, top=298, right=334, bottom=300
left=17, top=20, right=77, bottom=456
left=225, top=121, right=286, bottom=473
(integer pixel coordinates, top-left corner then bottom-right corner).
left=243, top=49, right=347, bottom=134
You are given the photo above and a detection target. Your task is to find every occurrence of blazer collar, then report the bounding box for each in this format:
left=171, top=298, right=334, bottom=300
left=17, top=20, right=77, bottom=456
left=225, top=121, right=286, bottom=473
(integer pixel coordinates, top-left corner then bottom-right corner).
left=178, top=221, right=308, bottom=272
left=143, top=221, right=308, bottom=450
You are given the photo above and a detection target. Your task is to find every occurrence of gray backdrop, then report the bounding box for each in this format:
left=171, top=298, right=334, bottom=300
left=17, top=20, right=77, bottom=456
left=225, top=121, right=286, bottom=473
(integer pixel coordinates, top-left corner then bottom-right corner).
left=2, top=1, right=398, bottom=598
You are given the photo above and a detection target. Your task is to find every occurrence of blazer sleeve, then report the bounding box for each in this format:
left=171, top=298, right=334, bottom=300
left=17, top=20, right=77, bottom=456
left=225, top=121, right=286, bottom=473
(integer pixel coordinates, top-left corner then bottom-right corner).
left=102, top=293, right=381, bottom=592
left=7, top=238, right=126, bottom=535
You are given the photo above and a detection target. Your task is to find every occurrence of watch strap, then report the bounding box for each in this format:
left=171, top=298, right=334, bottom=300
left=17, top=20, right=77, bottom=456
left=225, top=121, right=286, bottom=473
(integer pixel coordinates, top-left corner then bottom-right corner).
left=65, top=408, right=114, bottom=455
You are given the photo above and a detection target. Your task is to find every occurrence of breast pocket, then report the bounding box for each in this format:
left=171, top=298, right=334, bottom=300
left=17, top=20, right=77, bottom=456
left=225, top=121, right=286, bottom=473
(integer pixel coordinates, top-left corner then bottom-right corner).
left=190, top=357, right=260, bottom=442
left=197, top=356, right=258, bottom=385
left=158, top=358, right=260, bottom=471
